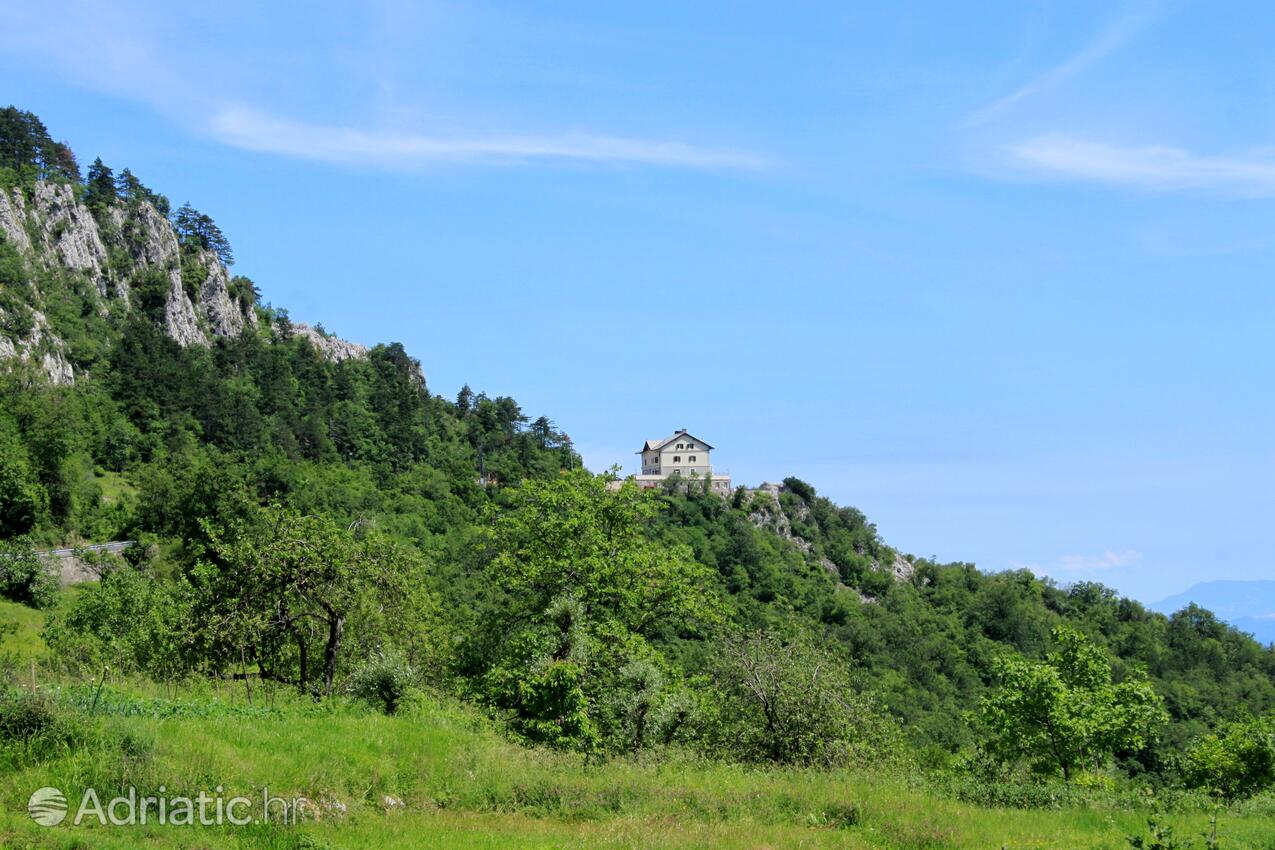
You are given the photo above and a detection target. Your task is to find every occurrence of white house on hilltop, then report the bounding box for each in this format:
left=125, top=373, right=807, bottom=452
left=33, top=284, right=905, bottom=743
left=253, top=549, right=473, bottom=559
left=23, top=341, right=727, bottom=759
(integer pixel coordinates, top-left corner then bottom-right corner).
left=630, top=429, right=732, bottom=494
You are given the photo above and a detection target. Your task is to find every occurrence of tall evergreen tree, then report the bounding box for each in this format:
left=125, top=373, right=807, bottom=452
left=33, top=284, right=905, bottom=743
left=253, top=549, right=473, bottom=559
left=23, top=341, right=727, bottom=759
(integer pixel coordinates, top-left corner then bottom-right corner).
left=456, top=384, right=474, bottom=415
left=0, top=106, right=38, bottom=174
left=45, top=140, right=79, bottom=181
left=115, top=167, right=170, bottom=215
left=84, top=157, right=118, bottom=212
left=173, top=202, right=234, bottom=266
left=0, top=106, right=77, bottom=182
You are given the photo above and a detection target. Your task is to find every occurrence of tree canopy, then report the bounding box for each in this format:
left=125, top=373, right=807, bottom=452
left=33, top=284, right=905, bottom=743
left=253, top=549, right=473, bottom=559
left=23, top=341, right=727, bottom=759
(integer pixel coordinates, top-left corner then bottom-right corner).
left=173, top=202, right=234, bottom=266
left=977, top=625, right=1168, bottom=781
left=0, top=106, right=78, bottom=184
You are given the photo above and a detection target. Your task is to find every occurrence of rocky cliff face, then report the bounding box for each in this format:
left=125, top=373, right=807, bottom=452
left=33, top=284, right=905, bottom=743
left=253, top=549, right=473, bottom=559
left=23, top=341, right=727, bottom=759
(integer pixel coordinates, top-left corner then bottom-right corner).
left=289, top=323, right=369, bottom=362
left=31, top=183, right=112, bottom=298
left=0, top=180, right=361, bottom=383
left=746, top=483, right=914, bottom=596
left=0, top=307, right=74, bottom=385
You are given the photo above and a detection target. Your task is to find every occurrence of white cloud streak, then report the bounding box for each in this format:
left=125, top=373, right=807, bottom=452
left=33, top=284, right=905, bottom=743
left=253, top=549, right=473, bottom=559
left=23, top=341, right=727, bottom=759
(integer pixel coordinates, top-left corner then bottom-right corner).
left=1058, top=549, right=1143, bottom=572
left=1008, top=134, right=1275, bottom=196
left=965, top=4, right=1157, bottom=127
left=1016, top=549, right=1143, bottom=578
left=1, top=3, right=764, bottom=173
left=209, top=107, right=764, bottom=171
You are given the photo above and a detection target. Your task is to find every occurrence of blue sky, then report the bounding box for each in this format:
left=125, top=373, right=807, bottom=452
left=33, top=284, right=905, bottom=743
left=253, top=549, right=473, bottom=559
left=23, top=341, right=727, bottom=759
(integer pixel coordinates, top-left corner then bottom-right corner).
left=4, top=1, right=1273, bottom=603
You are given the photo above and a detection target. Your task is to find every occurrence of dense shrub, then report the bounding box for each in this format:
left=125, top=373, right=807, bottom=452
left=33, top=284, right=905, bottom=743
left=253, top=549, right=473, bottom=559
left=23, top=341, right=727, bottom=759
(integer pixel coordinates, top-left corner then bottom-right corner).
left=709, top=631, right=903, bottom=767
left=780, top=477, right=817, bottom=504
left=44, top=563, right=193, bottom=677
left=0, top=428, right=47, bottom=537
left=0, top=537, right=58, bottom=608
left=946, top=777, right=1082, bottom=810
left=0, top=687, right=61, bottom=741
left=347, top=649, right=415, bottom=715
left=1182, top=714, right=1275, bottom=799
left=0, top=687, right=83, bottom=765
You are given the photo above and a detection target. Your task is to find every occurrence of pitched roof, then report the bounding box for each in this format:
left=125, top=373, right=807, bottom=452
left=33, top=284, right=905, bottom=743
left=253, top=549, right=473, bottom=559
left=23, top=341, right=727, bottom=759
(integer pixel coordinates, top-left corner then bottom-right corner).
left=636, top=429, right=715, bottom=453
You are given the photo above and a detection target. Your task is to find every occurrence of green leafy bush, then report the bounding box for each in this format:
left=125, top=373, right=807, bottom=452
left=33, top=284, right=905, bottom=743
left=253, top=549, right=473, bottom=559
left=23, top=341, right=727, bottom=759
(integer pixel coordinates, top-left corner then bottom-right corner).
left=0, top=686, right=84, bottom=766
left=0, top=537, right=58, bottom=608
left=1182, top=714, right=1275, bottom=799
left=710, top=630, right=903, bottom=767
left=976, top=626, right=1167, bottom=781
left=0, top=427, right=47, bottom=537
left=347, top=649, right=415, bottom=715
left=0, top=687, right=62, bottom=741
left=944, top=776, right=1082, bottom=809
left=180, top=257, right=207, bottom=302
left=44, top=563, right=192, bottom=676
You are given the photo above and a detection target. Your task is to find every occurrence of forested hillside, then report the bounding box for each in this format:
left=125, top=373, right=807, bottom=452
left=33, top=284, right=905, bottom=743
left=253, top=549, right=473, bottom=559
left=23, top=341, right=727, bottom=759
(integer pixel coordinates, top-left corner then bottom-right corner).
left=3, top=107, right=1274, bottom=810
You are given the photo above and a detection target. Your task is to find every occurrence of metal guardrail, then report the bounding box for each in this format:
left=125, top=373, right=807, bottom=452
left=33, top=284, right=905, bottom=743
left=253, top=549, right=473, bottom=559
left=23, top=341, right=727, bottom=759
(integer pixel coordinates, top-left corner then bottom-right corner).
left=35, top=541, right=134, bottom=558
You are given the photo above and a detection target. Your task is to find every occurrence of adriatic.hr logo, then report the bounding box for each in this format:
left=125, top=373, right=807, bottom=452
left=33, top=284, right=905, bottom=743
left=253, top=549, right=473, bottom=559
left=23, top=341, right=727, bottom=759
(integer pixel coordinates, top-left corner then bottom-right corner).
left=25, top=784, right=304, bottom=827
left=27, top=787, right=69, bottom=826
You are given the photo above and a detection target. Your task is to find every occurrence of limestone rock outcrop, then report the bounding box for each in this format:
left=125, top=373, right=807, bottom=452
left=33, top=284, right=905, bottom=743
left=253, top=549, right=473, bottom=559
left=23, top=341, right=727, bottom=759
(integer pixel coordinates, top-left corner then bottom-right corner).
left=744, top=481, right=915, bottom=593
left=31, top=182, right=110, bottom=297
left=0, top=307, right=75, bottom=385
left=1, top=179, right=359, bottom=382
left=0, top=188, right=34, bottom=254
left=291, top=323, right=369, bottom=362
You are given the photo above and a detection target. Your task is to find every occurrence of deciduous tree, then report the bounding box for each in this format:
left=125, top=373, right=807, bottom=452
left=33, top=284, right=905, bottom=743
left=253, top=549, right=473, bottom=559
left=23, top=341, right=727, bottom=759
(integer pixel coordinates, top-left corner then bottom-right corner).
left=978, top=625, right=1167, bottom=781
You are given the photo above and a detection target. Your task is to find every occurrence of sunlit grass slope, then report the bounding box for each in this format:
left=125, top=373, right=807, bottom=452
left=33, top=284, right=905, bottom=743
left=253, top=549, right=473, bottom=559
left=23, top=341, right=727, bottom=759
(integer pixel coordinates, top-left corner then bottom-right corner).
left=0, top=682, right=1271, bottom=850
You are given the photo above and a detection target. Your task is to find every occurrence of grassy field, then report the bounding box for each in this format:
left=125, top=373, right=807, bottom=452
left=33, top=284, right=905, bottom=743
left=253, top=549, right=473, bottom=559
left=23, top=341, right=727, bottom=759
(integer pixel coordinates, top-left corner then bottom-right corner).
left=2, top=605, right=1273, bottom=849
left=1, top=684, right=1270, bottom=849
left=0, top=599, right=46, bottom=663
left=91, top=470, right=136, bottom=506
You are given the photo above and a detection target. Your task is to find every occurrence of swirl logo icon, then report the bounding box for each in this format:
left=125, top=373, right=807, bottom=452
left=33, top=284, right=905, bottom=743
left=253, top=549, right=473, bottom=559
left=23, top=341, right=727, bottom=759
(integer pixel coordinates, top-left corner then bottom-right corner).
left=28, top=787, right=68, bottom=826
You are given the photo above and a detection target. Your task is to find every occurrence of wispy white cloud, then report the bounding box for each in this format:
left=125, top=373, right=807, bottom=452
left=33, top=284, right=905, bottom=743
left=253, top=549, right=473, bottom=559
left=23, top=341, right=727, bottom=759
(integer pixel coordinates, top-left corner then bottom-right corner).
left=1016, top=549, right=1143, bottom=578
left=1, top=3, right=763, bottom=173
left=965, top=3, right=1158, bottom=127
left=1007, top=134, right=1275, bottom=195
left=208, top=107, right=765, bottom=171
left=1058, top=549, right=1143, bottom=572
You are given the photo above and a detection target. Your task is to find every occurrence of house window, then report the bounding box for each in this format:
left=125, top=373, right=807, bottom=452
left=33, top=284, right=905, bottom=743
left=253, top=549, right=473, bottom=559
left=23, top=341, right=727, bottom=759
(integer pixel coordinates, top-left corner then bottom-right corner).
left=687, top=443, right=695, bottom=449
left=676, top=443, right=684, bottom=449
left=673, top=456, right=681, bottom=462
left=689, top=455, right=696, bottom=463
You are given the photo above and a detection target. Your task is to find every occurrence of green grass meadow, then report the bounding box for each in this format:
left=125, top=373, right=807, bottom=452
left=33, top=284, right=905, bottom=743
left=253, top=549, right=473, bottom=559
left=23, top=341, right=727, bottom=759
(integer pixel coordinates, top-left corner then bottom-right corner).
left=0, top=599, right=46, bottom=663
left=2, top=693, right=1272, bottom=849
left=3, top=602, right=1274, bottom=850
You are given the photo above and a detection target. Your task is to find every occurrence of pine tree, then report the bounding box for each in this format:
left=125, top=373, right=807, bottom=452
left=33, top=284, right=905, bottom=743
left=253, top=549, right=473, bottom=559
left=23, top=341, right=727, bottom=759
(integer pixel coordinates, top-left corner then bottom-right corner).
left=0, top=107, right=37, bottom=174
left=115, top=168, right=170, bottom=215
left=84, top=157, right=118, bottom=211
left=0, top=106, right=76, bottom=181
left=172, top=202, right=234, bottom=266
left=46, top=141, right=79, bottom=181
left=115, top=167, right=143, bottom=199
left=531, top=416, right=555, bottom=448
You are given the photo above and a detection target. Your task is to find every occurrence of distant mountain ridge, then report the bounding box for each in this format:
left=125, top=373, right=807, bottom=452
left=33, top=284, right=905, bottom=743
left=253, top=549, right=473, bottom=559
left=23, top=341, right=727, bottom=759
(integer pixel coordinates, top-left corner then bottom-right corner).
left=1152, top=580, right=1275, bottom=646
